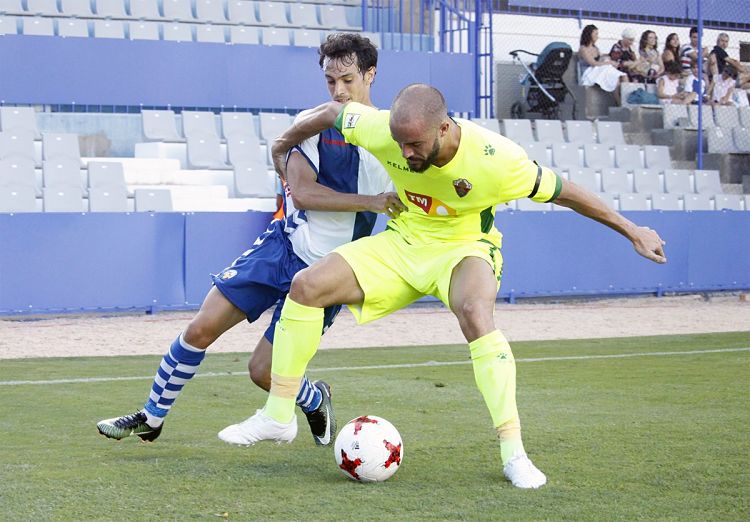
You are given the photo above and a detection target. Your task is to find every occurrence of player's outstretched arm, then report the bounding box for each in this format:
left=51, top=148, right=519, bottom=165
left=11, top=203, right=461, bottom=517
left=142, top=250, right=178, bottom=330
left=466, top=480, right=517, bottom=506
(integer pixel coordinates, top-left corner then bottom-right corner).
left=553, top=178, right=667, bottom=264
left=271, top=101, right=344, bottom=181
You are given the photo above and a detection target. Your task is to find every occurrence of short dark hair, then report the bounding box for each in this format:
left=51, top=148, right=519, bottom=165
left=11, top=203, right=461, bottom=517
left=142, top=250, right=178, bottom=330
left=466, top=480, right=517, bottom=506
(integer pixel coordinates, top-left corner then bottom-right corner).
left=665, top=60, right=682, bottom=75
left=318, top=33, right=378, bottom=75
left=724, top=65, right=737, bottom=78
left=580, top=24, right=597, bottom=46
left=690, top=26, right=698, bottom=37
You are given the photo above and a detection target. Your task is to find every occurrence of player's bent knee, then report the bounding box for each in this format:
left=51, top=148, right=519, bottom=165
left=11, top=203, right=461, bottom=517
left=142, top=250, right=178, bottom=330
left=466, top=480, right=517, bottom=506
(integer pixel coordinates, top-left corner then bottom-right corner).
left=288, top=270, right=326, bottom=306
left=183, top=319, right=221, bottom=349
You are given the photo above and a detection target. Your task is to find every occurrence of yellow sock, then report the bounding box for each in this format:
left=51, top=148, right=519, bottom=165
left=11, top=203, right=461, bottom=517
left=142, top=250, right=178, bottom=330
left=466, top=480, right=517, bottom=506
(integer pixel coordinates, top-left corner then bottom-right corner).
left=469, top=330, right=525, bottom=464
left=264, top=297, right=323, bottom=423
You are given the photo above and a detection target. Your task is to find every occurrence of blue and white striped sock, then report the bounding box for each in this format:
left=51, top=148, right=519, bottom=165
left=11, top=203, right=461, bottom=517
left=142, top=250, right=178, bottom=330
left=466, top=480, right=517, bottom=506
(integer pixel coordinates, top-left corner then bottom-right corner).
left=143, top=333, right=205, bottom=427
left=295, top=375, right=322, bottom=414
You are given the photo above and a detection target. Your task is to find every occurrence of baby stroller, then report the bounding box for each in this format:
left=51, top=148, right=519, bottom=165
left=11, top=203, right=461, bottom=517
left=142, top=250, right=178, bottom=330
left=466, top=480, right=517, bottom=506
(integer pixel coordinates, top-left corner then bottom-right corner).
left=509, top=42, right=576, bottom=120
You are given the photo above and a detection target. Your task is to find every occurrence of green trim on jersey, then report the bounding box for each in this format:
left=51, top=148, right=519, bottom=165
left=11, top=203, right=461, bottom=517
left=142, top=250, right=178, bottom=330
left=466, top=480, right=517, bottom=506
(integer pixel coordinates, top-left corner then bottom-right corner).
left=480, top=207, right=495, bottom=234
left=334, top=107, right=345, bottom=133
left=479, top=238, right=503, bottom=283
left=546, top=174, right=563, bottom=203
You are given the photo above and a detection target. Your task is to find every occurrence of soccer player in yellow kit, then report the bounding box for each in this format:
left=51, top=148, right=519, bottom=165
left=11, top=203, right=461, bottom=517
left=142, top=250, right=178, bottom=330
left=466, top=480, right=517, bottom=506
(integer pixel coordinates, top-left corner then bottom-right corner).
left=220, top=84, right=667, bottom=488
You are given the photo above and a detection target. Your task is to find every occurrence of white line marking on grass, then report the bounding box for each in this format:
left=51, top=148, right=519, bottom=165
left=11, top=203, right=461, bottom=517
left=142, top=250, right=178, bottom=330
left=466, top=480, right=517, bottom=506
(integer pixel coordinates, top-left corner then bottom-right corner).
left=1, top=347, right=748, bottom=386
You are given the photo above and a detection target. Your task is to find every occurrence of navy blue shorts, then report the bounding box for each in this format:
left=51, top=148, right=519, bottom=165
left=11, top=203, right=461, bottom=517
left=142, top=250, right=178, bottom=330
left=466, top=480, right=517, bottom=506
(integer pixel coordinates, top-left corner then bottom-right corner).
left=211, top=220, right=342, bottom=343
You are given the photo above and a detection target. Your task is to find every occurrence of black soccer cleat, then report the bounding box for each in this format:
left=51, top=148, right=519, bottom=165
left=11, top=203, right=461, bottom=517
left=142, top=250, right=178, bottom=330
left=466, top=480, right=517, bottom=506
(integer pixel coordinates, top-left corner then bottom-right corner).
left=303, top=381, right=336, bottom=446
left=97, top=411, right=163, bottom=442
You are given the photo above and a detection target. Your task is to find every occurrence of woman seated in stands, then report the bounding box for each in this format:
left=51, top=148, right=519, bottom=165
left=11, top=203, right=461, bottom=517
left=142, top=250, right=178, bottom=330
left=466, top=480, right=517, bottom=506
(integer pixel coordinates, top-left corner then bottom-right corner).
left=657, top=61, right=696, bottom=105
left=662, top=33, right=681, bottom=66
left=709, top=66, right=737, bottom=106
left=638, top=30, right=664, bottom=82
left=578, top=24, right=626, bottom=103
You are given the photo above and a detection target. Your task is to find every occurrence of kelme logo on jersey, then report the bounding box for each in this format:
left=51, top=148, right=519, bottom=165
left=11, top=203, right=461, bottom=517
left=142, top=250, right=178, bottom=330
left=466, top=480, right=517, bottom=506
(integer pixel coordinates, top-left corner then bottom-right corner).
left=453, top=178, right=472, bottom=197
left=344, top=113, right=360, bottom=129
left=484, top=144, right=495, bottom=156
left=404, top=190, right=456, bottom=216
left=221, top=269, right=237, bottom=280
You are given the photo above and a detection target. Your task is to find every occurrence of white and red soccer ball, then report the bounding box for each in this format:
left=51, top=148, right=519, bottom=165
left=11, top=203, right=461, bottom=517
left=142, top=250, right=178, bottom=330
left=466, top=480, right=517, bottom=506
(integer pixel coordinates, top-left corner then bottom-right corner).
left=334, top=415, right=403, bottom=482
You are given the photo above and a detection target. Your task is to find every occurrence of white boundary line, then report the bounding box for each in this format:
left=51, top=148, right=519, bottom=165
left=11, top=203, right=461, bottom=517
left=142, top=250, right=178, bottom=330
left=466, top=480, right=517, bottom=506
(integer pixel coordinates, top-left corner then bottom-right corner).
left=2, top=347, right=748, bottom=387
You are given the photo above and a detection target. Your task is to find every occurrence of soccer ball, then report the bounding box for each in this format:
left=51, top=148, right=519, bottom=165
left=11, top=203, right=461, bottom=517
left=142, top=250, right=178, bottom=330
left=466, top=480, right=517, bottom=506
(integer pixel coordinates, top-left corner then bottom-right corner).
left=334, top=415, right=403, bottom=482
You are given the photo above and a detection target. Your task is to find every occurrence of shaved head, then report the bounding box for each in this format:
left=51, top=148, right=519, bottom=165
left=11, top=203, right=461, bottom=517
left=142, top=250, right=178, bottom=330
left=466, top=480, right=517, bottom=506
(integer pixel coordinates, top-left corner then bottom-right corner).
left=390, top=83, right=447, bottom=131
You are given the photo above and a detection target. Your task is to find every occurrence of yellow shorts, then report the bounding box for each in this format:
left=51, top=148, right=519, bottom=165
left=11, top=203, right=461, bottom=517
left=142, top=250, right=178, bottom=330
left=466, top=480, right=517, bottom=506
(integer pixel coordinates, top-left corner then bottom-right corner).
left=333, top=228, right=503, bottom=324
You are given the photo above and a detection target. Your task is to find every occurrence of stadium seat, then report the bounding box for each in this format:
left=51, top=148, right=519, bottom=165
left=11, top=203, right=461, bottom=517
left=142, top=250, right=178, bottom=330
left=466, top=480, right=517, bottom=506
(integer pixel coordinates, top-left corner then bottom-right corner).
left=618, top=193, right=650, bottom=211
left=227, top=134, right=263, bottom=165
left=221, top=112, right=257, bottom=140
left=60, top=0, right=93, bottom=17
left=664, top=170, right=694, bottom=194
left=94, top=19, right=125, bottom=38
left=714, top=194, right=743, bottom=210
left=519, top=141, right=549, bottom=166
left=22, top=16, right=54, bottom=36
left=87, top=161, right=126, bottom=188
left=0, top=130, right=35, bottom=161
left=614, top=144, right=642, bottom=170
left=42, top=133, right=80, bottom=162
left=0, top=0, right=25, bottom=15
left=27, top=0, right=58, bottom=16
left=0, top=15, right=18, bottom=35
left=713, top=106, right=740, bottom=128
left=693, top=170, right=722, bottom=195
left=289, top=3, right=320, bottom=28
left=688, top=105, right=715, bottom=129
left=293, top=28, right=323, bottom=48
left=59, top=18, right=90, bottom=38
left=129, top=20, right=159, bottom=40
left=651, top=193, right=682, bottom=211
left=535, top=119, right=564, bottom=143
left=0, top=107, right=39, bottom=138
left=186, top=134, right=231, bottom=169
left=683, top=194, right=713, bottom=210
left=163, top=0, right=194, bottom=21
left=582, top=143, right=613, bottom=169
left=0, top=157, right=37, bottom=194
left=130, top=0, right=162, bottom=20
left=229, top=25, right=259, bottom=45
left=195, top=0, right=227, bottom=23
left=551, top=143, right=580, bottom=169
left=502, top=119, right=534, bottom=143
left=643, top=145, right=671, bottom=170
left=43, top=157, right=83, bottom=191
left=94, top=0, right=127, bottom=18
left=134, top=188, right=173, bottom=211
left=564, top=120, right=594, bottom=144
left=600, top=168, right=632, bottom=194
left=182, top=111, right=219, bottom=139
left=262, top=27, right=291, bottom=46
left=234, top=160, right=276, bottom=197
left=472, top=118, right=501, bottom=133
left=733, top=127, right=750, bottom=153
left=89, top=185, right=128, bottom=212
left=662, top=104, right=689, bottom=129
left=43, top=187, right=84, bottom=212
left=259, top=112, right=292, bottom=142
left=596, top=121, right=625, bottom=145
left=515, top=197, right=552, bottom=211
left=632, top=169, right=663, bottom=194
left=320, top=4, right=357, bottom=30
left=227, top=0, right=258, bottom=24
left=142, top=110, right=183, bottom=142
left=0, top=185, right=36, bottom=212
left=707, top=127, right=737, bottom=154
left=258, top=1, right=289, bottom=26
left=196, top=24, right=226, bottom=44
left=568, top=168, right=600, bottom=192
left=739, top=107, right=750, bottom=128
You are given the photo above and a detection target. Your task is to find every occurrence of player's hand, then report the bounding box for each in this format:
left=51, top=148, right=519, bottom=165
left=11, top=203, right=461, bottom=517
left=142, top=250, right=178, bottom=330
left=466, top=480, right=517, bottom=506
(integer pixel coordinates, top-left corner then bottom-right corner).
left=370, top=192, right=407, bottom=218
left=271, top=140, right=288, bottom=183
left=632, top=226, right=667, bottom=264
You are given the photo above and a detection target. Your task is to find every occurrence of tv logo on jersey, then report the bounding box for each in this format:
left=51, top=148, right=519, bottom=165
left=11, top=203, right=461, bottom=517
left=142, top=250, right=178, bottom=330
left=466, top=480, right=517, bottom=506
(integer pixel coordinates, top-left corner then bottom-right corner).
left=404, top=191, right=456, bottom=216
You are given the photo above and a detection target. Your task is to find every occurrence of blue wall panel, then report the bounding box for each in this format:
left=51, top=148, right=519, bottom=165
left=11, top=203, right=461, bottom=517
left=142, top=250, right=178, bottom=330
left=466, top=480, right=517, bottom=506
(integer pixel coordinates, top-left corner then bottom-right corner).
left=183, top=212, right=274, bottom=305
left=685, top=211, right=750, bottom=290
left=0, top=213, right=185, bottom=313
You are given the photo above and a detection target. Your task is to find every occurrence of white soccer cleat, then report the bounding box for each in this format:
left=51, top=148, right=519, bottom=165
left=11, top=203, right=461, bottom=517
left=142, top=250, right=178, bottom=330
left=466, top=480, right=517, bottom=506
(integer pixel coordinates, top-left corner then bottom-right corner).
left=218, top=409, right=297, bottom=446
left=503, top=452, right=547, bottom=489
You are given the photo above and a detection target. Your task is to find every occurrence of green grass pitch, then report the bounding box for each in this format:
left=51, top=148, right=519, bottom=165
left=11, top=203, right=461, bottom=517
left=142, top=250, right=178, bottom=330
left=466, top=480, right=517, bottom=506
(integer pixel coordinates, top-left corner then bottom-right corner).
left=1, top=332, right=748, bottom=520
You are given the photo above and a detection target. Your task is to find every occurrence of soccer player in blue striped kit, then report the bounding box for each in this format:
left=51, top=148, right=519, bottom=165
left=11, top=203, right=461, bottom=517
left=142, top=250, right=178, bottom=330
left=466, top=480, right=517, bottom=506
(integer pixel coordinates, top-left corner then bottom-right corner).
left=97, top=33, right=405, bottom=446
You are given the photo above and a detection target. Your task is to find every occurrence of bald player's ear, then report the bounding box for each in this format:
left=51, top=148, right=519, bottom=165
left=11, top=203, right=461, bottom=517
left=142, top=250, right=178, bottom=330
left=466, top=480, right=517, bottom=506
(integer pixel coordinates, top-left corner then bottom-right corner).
left=439, top=120, right=450, bottom=137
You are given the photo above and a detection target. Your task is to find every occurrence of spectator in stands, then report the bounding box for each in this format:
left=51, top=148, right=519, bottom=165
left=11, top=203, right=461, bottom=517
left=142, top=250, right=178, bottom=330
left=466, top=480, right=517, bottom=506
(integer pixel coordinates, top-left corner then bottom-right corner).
left=684, top=58, right=709, bottom=103
left=708, top=32, right=750, bottom=90
left=578, top=24, right=626, bottom=103
left=709, top=65, right=736, bottom=106
left=680, top=27, right=709, bottom=73
left=657, top=61, right=696, bottom=105
left=662, top=33, right=681, bottom=65
left=96, top=33, right=406, bottom=447
left=609, top=27, right=640, bottom=81
left=638, top=30, right=664, bottom=82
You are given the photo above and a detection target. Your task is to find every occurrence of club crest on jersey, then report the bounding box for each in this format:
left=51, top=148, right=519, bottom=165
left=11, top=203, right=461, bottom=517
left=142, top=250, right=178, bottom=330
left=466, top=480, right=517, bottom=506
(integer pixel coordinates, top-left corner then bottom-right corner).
left=453, top=178, right=472, bottom=197
left=404, top=190, right=457, bottom=216
left=220, top=269, right=237, bottom=280
left=343, top=113, right=360, bottom=129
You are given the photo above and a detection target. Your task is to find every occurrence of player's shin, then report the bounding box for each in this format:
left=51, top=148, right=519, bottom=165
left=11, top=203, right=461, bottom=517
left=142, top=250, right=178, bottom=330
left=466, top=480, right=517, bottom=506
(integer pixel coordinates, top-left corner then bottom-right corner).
left=469, top=330, right=526, bottom=464
left=265, top=298, right=324, bottom=423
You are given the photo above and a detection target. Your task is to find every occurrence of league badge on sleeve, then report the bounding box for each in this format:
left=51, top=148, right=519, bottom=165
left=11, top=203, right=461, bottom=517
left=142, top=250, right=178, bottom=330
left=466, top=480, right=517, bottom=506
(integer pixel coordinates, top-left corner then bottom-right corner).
left=344, top=113, right=360, bottom=129
left=453, top=178, right=473, bottom=197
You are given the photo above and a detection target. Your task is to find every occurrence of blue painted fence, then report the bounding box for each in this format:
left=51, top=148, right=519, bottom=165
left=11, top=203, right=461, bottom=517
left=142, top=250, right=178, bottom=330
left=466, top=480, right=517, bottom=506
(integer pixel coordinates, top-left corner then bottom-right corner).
left=1, top=211, right=748, bottom=315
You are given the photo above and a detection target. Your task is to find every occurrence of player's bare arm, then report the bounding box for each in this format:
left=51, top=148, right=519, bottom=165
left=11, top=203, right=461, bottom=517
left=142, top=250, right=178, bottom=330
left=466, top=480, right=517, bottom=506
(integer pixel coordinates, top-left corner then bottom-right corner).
left=553, top=178, right=667, bottom=264
left=287, top=151, right=405, bottom=218
left=272, top=101, right=345, bottom=180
